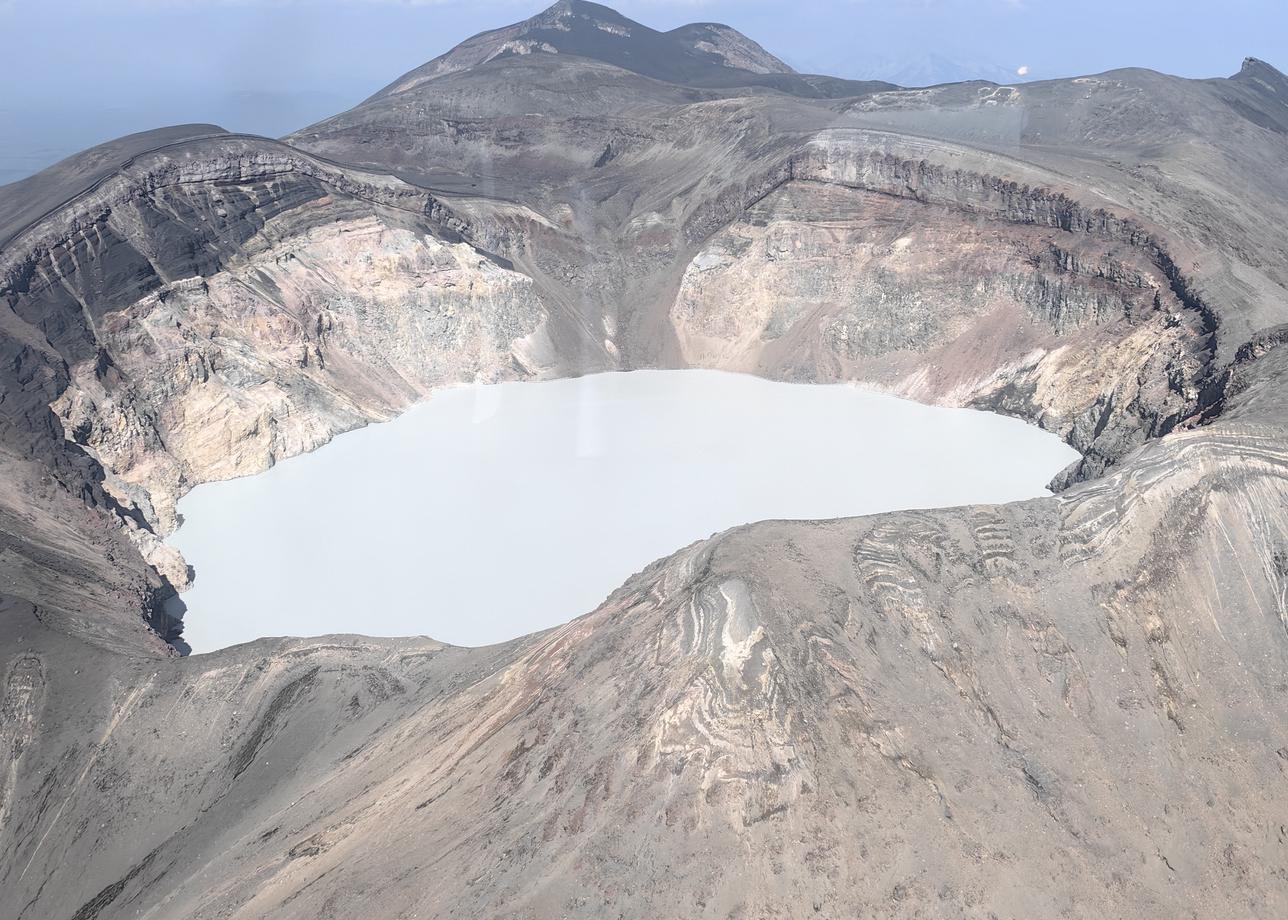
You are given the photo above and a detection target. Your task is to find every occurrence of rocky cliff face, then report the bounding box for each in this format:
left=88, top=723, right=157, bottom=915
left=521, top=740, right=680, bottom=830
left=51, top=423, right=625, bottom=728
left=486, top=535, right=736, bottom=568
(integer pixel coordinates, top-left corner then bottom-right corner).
left=2, top=136, right=566, bottom=590
left=2, top=3, right=1288, bottom=918
left=670, top=148, right=1219, bottom=485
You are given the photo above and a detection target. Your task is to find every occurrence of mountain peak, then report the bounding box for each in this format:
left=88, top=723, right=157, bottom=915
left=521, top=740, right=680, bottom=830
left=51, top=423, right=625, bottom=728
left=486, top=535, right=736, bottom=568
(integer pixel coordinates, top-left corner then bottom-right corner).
left=368, top=1, right=796, bottom=102
left=532, top=0, right=631, bottom=27
left=1232, top=56, right=1288, bottom=99
left=666, top=22, right=794, bottom=76
left=539, top=0, right=623, bottom=16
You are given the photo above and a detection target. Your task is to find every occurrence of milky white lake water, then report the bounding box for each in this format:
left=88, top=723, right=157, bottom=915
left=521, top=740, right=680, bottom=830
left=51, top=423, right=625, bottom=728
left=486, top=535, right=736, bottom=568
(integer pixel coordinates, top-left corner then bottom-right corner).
left=169, top=370, right=1079, bottom=653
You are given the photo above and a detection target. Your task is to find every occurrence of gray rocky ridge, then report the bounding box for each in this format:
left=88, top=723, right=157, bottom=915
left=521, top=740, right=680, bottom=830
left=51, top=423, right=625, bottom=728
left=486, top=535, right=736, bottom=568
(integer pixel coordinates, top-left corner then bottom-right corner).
left=1, top=2, right=1287, bottom=917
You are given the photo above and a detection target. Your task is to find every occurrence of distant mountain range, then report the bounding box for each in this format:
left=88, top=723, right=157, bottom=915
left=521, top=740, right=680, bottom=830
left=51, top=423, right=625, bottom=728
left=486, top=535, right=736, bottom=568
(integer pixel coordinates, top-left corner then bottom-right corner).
left=838, top=52, right=1027, bottom=86
left=0, top=89, right=355, bottom=186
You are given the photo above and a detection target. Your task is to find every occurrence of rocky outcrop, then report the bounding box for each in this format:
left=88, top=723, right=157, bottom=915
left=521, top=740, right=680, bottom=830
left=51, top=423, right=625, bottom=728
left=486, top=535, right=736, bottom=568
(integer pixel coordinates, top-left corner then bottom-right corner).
left=1, top=136, right=563, bottom=596
left=670, top=151, right=1218, bottom=486
left=0, top=654, right=44, bottom=834
left=49, top=213, right=552, bottom=533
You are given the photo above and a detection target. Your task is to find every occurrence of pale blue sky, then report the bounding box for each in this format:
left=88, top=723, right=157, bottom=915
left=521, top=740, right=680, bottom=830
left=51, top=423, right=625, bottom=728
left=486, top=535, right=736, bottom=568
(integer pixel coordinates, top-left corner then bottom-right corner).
left=1, top=0, right=1284, bottom=182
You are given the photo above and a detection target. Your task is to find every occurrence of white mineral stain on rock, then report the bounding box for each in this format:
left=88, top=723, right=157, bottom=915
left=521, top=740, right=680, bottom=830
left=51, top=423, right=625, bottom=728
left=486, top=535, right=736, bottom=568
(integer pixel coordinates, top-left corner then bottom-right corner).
left=169, top=369, right=1079, bottom=652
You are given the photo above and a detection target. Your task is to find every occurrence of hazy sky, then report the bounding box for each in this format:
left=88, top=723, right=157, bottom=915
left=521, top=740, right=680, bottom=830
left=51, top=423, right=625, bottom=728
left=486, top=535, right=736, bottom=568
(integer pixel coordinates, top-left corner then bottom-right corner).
left=1, top=0, right=1284, bottom=182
